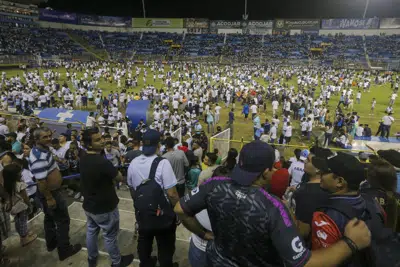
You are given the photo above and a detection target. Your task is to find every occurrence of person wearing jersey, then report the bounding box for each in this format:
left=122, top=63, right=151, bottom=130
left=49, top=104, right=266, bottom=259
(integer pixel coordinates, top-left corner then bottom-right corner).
left=175, top=141, right=371, bottom=267
left=311, top=152, right=383, bottom=265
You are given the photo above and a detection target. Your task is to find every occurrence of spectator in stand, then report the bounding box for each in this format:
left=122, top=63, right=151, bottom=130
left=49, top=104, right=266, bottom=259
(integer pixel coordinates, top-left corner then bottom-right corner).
left=104, top=141, right=121, bottom=168
left=186, top=154, right=201, bottom=191
left=270, top=161, right=290, bottom=199
left=6, top=132, right=21, bottom=155
left=163, top=137, right=189, bottom=197
left=198, top=152, right=219, bottom=185
left=80, top=128, right=133, bottom=267
left=175, top=140, right=372, bottom=267
left=290, top=149, right=330, bottom=238
left=3, top=163, right=37, bottom=246
left=361, top=159, right=400, bottom=232
left=288, top=150, right=308, bottom=187
left=28, top=127, right=81, bottom=261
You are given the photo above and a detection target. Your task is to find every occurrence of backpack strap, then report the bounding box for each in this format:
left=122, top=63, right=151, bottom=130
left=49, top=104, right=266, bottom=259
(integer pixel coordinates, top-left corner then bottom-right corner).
left=149, top=157, right=164, bottom=181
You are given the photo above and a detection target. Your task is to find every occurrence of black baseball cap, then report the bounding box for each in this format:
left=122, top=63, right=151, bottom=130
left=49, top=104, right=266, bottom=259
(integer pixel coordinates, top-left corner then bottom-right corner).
left=377, top=149, right=400, bottom=168
left=5, top=132, right=17, bottom=139
left=142, top=129, right=160, bottom=156
left=312, top=152, right=366, bottom=188
left=231, top=140, right=275, bottom=186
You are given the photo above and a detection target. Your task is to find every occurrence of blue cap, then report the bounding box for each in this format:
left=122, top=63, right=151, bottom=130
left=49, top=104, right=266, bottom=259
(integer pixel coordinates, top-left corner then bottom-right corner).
left=142, top=129, right=161, bottom=156
left=231, top=141, right=275, bottom=186
left=300, top=149, right=310, bottom=161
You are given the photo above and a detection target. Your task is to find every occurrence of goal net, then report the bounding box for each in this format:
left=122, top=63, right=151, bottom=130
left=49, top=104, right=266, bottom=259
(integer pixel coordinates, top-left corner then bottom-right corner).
left=171, top=127, right=182, bottom=145
left=210, top=128, right=231, bottom=161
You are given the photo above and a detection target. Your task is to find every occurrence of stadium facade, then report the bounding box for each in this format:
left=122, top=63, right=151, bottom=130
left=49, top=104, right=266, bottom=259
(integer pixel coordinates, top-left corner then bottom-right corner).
left=0, top=0, right=399, bottom=70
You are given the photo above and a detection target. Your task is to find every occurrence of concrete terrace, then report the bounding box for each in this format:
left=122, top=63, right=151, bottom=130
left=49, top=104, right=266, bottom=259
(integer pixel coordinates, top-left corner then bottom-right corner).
left=3, top=190, right=191, bottom=267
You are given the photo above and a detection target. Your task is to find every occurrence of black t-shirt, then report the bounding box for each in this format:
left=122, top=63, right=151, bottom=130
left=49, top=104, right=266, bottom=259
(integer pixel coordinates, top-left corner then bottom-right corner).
left=80, top=154, right=119, bottom=214
left=292, top=182, right=329, bottom=225
left=180, top=177, right=311, bottom=267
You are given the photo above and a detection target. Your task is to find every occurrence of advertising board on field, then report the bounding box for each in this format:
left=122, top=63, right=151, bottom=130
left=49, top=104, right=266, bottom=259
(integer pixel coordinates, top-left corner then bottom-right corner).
left=39, top=8, right=77, bottom=24
left=321, top=18, right=380, bottom=29
left=380, top=18, right=400, bottom=29
left=79, top=15, right=131, bottom=27
left=209, top=20, right=243, bottom=29
left=132, top=18, right=184, bottom=28
left=184, top=18, right=209, bottom=28
left=274, top=19, right=320, bottom=29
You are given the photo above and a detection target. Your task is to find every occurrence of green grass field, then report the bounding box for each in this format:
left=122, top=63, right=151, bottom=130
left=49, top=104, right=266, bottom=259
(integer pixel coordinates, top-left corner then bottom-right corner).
left=4, top=66, right=399, bottom=156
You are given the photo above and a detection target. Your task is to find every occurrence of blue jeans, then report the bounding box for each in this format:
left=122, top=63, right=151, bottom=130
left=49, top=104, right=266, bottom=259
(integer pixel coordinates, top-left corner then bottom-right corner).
left=85, top=208, right=121, bottom=265
left=189, top=239, right=208, bottom=267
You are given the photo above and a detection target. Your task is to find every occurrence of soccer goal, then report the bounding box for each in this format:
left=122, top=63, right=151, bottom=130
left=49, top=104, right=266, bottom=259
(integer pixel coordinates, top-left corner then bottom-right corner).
left=210, top=128, right=231, bottom=161
left=171, top=127, right=182, bottom=145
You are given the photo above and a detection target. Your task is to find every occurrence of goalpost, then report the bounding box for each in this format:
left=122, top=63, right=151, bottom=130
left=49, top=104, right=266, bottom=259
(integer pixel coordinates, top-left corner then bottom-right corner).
left=210, top=128, right=231, bottom=161
left=171, top=127, right=182, bottom=145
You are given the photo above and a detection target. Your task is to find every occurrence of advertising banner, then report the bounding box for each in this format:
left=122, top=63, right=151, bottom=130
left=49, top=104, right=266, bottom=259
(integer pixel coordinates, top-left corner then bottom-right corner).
left=274, top=19, right=320, bottom=29
left=321, top=18, right=380, bottom=29
left=132, top=18, right=183, bottom=28
left=79, top=15, right=131, bottom=27
left=184, top=18, right=209, bottom=28
left=244, top=20, right=274, bottom=29
left=380, top=18, right=400, bottom=29
left=39, top=8, right=77, bottom=24
left=209, top=20, right=243, bottom=29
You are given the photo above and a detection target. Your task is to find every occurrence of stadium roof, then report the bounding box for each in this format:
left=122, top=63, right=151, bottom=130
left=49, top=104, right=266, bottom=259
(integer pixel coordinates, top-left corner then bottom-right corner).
left=42, top=0, right=400, bottom=20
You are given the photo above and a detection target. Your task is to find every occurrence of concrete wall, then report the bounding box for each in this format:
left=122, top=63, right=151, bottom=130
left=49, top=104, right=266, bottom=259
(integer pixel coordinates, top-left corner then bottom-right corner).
left=218, top=28, right=243, bottom=34
left=320, top=29, right=400, bottom=35
left=37, top=21, right=186, bottom=33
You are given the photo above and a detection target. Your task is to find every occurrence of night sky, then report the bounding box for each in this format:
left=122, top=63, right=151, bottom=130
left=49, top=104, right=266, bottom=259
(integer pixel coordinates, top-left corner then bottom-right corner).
left=42, top=0, right=400, bottom=20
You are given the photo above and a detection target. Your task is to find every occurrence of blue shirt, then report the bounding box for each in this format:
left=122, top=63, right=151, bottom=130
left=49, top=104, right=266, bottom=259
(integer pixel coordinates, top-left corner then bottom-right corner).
left=12, top=141, right=21, bottom=154
left=242, top=104, right=249, bottom=115
left=229, top=112, right=234, bottom=123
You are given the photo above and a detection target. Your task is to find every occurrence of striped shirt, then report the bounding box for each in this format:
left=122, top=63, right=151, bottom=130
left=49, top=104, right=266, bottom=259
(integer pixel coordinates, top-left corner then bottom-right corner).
left=28, top=146, right=58, bottom=180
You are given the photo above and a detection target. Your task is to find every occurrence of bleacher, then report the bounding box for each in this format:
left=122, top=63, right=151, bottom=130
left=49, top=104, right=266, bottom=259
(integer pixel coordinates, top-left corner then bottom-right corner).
left=181, top=33, right=225, bottom=57
left=101, top=32, right=141, bottom=59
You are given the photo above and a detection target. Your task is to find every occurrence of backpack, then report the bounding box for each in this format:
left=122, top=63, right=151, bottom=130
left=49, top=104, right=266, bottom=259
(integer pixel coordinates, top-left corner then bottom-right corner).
left=133, top=157, right=176, bottom=231
left=314, top=195, right=400, bottom=267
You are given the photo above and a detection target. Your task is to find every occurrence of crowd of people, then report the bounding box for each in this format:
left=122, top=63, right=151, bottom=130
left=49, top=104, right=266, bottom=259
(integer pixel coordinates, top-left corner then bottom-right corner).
left=0, top=55, right=397, bottom=267
left=0, top=24, right=399, bottom=64
left=0, top=117, right=400, bottom=266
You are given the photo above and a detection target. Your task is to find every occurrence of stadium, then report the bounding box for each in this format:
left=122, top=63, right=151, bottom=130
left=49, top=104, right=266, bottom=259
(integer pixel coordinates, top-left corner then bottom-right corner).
left=0, top=0, right=399, bottom=266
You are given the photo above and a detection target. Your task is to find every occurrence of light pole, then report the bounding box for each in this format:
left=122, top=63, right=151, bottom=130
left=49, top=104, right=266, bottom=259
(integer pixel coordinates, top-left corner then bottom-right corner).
left=362, top=0, right=370, bottom=18
left=242, top=0, right=248, bottom=20
left=142, top=0, right=146, bottom=18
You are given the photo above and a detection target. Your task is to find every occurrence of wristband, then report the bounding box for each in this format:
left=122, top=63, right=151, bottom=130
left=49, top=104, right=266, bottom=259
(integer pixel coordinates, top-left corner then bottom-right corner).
left=342, top=236, right=359, bottom=255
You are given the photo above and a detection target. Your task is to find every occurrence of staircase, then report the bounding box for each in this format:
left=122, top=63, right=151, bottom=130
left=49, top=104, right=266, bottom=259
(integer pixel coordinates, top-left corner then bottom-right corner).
left=223, top=33, right=227, bottom=44
left=362, top=35, right=372, bottom=69
left=98, top=32, right=111, bottom=60
left=67, top=32, right=107, bottom=60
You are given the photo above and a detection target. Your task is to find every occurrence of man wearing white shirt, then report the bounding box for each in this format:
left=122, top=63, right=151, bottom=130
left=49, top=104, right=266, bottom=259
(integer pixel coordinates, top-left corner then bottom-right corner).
left=284, top=123, right=292, bottom=144
left=382, top=113, right=394, bottom=139
left=390, top=93, right=397, bottom=106
left=269, top=122, right=277, bottom=143
left=250, top=103, right=257, bottom=119
left=271, top=100, right=279, bottom=116
left=214, top=104, right=221, bottom=124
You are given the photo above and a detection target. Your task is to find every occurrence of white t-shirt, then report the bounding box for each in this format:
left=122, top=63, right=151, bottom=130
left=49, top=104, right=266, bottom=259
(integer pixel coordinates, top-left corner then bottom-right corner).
left=285, top=126, right=292, bottom=137
left=288, top=161, right=305, bottom=187
left=270, top=126, right=277, bottom=139
left=191, top=209, right=212, bottom=252
left=86, top=116, right=96, bottom=127
left=382, top=115, right=394, bottom=126
left=272, top=101, right=279, bottom=109
left=250, top=104, right=257, bottom=114
left=215, top=106, right=221, bottom=115
left=127, top=154, right=177, bottom=191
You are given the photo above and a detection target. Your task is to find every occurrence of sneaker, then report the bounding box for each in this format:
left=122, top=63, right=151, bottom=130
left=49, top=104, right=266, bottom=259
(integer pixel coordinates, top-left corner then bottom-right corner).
left=74, top=192, right=81, bottom=199
left=21, top=232, right=37, bottom=247
left=59, top=244, right=82, bottom=261
left=111, top=254, right=134, bottom=267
